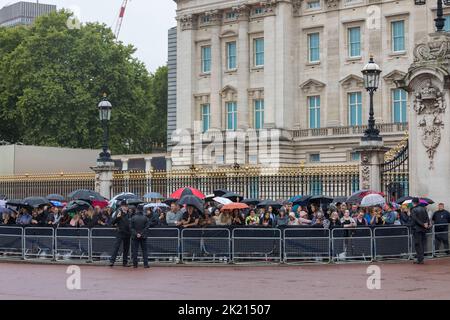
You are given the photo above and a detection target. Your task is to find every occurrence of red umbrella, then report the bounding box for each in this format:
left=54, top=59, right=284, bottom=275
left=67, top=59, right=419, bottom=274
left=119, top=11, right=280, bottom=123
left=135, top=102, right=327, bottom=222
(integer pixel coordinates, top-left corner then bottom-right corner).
left=170, top=187, right=206, bottom=200
left=220, top=203, right=249, bottom=211
left=92, top=200, right=109, bottom=209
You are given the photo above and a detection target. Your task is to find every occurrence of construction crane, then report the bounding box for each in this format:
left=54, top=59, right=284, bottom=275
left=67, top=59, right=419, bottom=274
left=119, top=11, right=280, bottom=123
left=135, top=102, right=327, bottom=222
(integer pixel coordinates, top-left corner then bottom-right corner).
left=113, top=0, right=130, bottom=39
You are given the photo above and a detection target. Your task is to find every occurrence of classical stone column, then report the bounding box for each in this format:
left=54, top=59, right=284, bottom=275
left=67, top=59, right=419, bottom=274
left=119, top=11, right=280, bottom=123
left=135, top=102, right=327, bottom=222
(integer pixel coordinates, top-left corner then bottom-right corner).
left=356, top=145, right=389, bottom=191
left=91, top=160, right=117, bottom=200
left=210, top=12, right=223, bottom=130
left=144, top=157, right=153, bottom=172
left=176, top=14, right=197, bottom=132
left=397, top=32, right=450, bottom=206
left=237, top=5, right=250, bottom=129
left=263, top=9, right=276, bottom=129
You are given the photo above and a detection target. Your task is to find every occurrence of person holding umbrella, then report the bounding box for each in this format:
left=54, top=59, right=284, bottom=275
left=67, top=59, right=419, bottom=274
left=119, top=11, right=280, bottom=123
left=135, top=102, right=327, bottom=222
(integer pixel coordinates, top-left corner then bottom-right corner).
left=109, top=200, right=132, bottom=267
left=411, top=197, right=431, bottom=264
left=130, top=204, right=150, bottom=269
left=180, top=205, right=200, bottom=228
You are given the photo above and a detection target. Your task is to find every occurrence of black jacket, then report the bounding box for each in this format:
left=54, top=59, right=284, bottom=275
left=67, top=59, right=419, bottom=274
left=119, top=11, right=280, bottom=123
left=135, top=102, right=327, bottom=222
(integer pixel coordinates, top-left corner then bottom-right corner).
left=410, top=205, right=430, bottom=232
left=111, top=211, right=131, bottom=238
left=432, top=210, right=450, bottom=232
left=130, top=212, right=150, bottom=239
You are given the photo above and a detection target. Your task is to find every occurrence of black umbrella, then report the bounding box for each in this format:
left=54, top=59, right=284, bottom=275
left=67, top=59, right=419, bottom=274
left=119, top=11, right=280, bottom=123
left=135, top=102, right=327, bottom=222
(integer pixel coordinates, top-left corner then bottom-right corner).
left=257, top=200, right=283, bottom=209
left=178, top=195, right=204, bottom=213
left=126, top=198, right=144, bottom=206
left=292, top=195, right=312, bottom=205
left=23, top=197, right=52, bottom=208
left=332, top=196, right=348, bottom=204
left=241, top=198, right=260, bottom=206
left=213, top=189, right=230, bottom=197
left=66, top=200, right=92, bottom=212
left=6, top=199, right=24, bottom=207
left=222, top=192, right=243, bottom=202
left=46, top=194, right=65, bottom=202
left=310, top=195, right=334, bottom=203
left=396, top=196, right=412, bottom=204
left=68, top=189, right=106, bottom=201
left=180, top=188, right=194, bottom=198
left=114, top=192, right=138, bottom=201
left=164, top=198, right=178, bottom=205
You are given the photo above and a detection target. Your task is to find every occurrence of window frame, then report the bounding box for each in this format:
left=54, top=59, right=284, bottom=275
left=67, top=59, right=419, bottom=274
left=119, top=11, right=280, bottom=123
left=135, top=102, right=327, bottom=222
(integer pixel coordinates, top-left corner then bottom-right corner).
left=226, top=41, right=237, bottom=70
left=308, top=96, right=321, bottom=129
left=391, top=20, right=405, bottom=53
left=201, top=45, right=212, bottom=74
left=392, top=88, right=407, bottom=123
left=226, top=101, right=238, bottom=131
left=254, top=99, right=265, bottom=130
left=308, top=32, right=320, bottom=63
left=348, top=92, right=362, bottom=126
left=254, top=38, right=265, bottom=67
left=201, top=103, right=211, bottom=133
left=348, top=26, right=361, bottom=58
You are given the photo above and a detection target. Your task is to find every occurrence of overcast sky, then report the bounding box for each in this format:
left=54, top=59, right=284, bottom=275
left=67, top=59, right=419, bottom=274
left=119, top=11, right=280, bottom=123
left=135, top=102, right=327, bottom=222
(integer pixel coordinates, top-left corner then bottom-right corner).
left=0, top=0, right=177, bottom=72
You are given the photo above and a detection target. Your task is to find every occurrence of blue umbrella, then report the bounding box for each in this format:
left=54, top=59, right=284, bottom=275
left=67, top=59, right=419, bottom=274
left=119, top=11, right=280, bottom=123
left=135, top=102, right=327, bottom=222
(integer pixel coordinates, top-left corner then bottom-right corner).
left=50, top=201, right=64, bottom=207
left=143, top=192, right=164, bottom=199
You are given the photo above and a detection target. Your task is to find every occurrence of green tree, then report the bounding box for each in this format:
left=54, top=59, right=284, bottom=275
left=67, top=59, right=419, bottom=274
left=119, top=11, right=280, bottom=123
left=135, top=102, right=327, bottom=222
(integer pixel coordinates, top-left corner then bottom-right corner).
left=0, top=10, right=166, bottom=154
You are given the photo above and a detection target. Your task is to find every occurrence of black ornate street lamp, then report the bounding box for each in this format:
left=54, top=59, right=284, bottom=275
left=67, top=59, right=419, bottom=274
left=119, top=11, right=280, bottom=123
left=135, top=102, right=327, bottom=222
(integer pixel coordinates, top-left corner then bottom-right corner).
left=415, top=0, right=450, bottom=32
left=97, top=94, right=113, bottom=162
left=361, top=56, right=382, bottom=142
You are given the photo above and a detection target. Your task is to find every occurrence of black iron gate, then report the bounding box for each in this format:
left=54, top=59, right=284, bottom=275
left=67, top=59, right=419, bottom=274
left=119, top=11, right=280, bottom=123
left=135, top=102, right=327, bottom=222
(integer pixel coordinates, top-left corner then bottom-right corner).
left=381, top=140, right=409, bottom=202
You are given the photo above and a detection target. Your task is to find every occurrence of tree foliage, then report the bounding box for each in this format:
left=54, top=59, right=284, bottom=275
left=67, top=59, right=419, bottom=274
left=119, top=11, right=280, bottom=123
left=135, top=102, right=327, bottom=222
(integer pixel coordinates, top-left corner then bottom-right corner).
left=0, top=11, right=167, bottom=154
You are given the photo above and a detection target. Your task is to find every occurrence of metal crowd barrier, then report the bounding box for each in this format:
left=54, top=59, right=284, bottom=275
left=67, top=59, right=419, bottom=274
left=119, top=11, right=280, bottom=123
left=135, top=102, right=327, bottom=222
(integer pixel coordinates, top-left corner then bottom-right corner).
left=283, top=227, right=330, bottom=264
left=0, top=226, right=23, bottom=259
left=55, top=228, right=90, bottom=261
left=373, top=226, right=410, bottom=260
left=24, top=227, right=55, bottom=260
left=90, top=228, right=128, bottom=262
left=146, top=228, right=180, bottom=263
left=433, top=223, right=450, bottom=256
left=331, top=227, right=372, bottom=263
left=181, top=228, right=230, bottom=263
left=232, top=228, right=282, bottom=263
left=0, top=224, right=449, bottom=264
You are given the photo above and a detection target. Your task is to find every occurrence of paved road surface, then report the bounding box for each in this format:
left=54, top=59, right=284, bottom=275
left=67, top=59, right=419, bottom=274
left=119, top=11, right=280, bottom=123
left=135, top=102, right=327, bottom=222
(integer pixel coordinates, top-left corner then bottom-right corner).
left=1, top=259, right=450, bottom=300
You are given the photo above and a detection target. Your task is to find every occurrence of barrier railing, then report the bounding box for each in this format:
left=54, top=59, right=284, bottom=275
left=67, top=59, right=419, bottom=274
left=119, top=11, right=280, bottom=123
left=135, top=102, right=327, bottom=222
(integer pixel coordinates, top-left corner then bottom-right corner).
left=147, top=228, right=180, bottom=263
left=331, top=227, right=373, bottom=263
left=90, top=228, right=127, bottom=262
left=373, top=226, right=410, bottom=260
left=24, top=227, right=55, bottom=260
left=181, top=228, right=230, bottom=263
left=433, top=223, right=450, bottom=256
left=0, top=225, right=449, bottom=264
left=0, top=226, right=23, bottom=259
left=55, top=228, right=90, bottom=261
left=283, top=227, right=330, bottom=263
left=232, top=228, right=282, bottom=263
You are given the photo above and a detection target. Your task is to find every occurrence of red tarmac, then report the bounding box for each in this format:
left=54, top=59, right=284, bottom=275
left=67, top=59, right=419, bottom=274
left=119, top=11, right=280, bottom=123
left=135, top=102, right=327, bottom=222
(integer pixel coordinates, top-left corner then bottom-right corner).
left=1, top=259, right=449, bottom=300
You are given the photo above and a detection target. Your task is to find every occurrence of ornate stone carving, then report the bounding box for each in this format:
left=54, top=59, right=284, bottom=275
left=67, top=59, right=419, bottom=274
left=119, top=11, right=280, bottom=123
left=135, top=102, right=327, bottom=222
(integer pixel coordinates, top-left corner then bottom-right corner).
left=260, top=0, right=278, bottom=15
left=300, top=79, right=326, bottom=94
left=413, top=80, right=446, bottom=169
left=177, top=14, right=197, bottom=31
left=292, top=0, right=303, bottom=16
left=232, top=4, right=250, bottom=21
left=413, top=34, right=450, bottom=64
left=200, top=10, right=222, bottom=27
left=325, top=0, right=340, bottom=8
left=340, top=74, right=364, bottom=90
left=361, top=154, right=371, bottom=190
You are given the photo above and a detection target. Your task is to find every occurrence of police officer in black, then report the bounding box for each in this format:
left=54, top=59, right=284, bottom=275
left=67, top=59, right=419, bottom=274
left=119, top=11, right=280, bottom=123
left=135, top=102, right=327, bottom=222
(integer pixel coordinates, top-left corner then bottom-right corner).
left=109, top=200, right=131, bottom=267
left=432, top=203, right=450, bottom=254
left=131, top=204, right=150, bottom=268
left=411, top=198, right=431, bottom=264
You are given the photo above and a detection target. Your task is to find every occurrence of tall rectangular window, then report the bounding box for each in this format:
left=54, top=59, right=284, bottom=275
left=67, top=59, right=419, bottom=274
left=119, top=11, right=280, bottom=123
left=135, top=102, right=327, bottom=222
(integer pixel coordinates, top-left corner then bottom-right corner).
left=348, top=92, right=362, bottom=126
left=308, top=96, right=321, bottom=129
left=445, top=15, right=450, bottom=32
left=391, top=20, right=405, bottom=52
left=201, top=46, right=211, bottom=73
left=227, top=42, right=237, bottom=70
left=226, top=102, right=237, bottom=131
left=254, top=38, right=264, bottom=67
left=201, top=104, right=210, bottom=133
left=307, top=0, right=321, bottom=8
left=348, top=27, right=361, bottom=57
left=254, top=100, right=265, bottom=130
left=392, top=88, right=407, bottom=123
left=308, top=33, right=320, bottom=62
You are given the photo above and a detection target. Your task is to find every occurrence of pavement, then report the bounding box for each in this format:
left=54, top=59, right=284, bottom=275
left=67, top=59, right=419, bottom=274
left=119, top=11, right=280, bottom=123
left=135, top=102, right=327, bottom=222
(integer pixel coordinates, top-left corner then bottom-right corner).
left=1, top=258, right=450, bottom=300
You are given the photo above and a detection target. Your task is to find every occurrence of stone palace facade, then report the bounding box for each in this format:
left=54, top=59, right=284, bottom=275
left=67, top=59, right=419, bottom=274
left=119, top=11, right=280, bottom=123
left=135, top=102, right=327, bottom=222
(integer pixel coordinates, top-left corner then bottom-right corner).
left=168, top=0, right=450, bottom=168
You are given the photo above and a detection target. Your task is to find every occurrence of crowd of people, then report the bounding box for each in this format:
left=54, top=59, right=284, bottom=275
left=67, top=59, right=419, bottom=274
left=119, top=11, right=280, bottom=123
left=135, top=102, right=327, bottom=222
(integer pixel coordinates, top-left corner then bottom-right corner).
left=1, top=197, right=450, bottom=231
